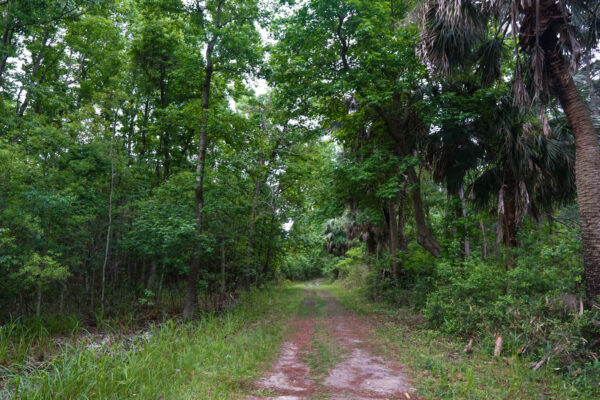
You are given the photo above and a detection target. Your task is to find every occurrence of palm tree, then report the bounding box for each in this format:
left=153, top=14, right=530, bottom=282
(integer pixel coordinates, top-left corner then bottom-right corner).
left=429, top=84, right=575, bottom=251
left=471, top=97, right=575, bottom=249
left=421, top=0, right=600, bottom=304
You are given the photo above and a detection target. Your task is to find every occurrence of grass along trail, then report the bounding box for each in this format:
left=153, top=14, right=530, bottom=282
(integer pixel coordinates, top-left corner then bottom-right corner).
left=2, top=285, right=306, bottom=400
left=247, top=283, right=417, bottom=399
left=247, top=283, right=591, bottom=400
left=4, top=282, right=588, bottom=399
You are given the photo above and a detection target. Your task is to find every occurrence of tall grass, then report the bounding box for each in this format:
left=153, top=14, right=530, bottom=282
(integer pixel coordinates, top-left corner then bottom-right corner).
left=0, top=315, right=82, bottom=368
left=2, top=284, right=305, bottom=399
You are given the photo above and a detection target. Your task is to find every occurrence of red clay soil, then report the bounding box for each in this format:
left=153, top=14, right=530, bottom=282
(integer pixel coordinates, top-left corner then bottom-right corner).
left=247, top=288, right=419, bottom=400
left=247, top=291, right=319, bottom=400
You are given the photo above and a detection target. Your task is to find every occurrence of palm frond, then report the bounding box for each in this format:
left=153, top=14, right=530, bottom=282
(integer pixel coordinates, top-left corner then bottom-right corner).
left=420, top=0, right=488, bottom=75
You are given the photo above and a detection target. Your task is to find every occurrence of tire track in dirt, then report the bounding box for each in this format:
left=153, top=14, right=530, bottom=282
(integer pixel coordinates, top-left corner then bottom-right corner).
left=247, top=286, right=418, bottom=400
left=247, top=289, right=319, bottom=400
left=318, top=290, right=415, bottom=399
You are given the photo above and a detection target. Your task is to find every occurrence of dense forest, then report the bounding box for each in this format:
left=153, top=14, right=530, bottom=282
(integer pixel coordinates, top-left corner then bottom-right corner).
left=0, top=0, right=599, bottom=398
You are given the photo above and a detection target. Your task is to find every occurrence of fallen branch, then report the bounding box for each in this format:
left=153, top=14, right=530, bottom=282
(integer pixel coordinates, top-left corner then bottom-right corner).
left=464, top=338, right=474, bottom=354
left=533, top=355, right=549, bottom=371
left=494, top=333, right=503, bottom=357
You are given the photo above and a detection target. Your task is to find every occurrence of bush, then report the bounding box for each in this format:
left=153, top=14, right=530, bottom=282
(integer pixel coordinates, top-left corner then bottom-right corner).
left=421, top=239, right=598, bottom=373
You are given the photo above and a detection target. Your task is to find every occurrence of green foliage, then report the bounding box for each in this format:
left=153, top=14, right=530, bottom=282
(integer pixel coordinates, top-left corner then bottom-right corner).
left=19, top=252, right=70, bottom=288
left=329, top=283, right=598, bottom=399
left=0, top=0, right=598, bottom=395
left=7, top=285, right=305, bottom=400
left=420, top=229, right=598, bottom=374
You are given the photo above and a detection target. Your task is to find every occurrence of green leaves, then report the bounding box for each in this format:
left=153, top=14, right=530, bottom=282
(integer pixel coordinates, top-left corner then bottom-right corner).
left=19, top=252, right=71, bottom=287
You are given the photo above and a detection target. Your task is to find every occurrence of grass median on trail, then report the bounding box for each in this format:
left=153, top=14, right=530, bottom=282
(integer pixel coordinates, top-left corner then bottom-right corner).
left=3, top=284, right=305, bottom=400
left=324, top=283, right=594, bottom=400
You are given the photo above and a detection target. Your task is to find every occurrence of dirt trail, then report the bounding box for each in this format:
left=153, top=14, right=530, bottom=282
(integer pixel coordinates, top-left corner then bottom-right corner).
left=247, top=286, right=417, bottom=400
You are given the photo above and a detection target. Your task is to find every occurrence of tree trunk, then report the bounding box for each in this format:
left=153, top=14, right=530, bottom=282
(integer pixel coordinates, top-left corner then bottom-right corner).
left=479, top=220, right=487, bottom=259
left=407, top=166, right=441, bottom=257
left=262, top=212, right=278, bottom=278
left=459, top=185, right=470, bottom=256
left=585, top=56, right=598, bottom=119
left=59, top=284, right=65, bottom=315
left=147, top=261, right=157, bottom=290
left=388, top=200, right=399, bottom=277
left=90, top=260, right=95, bottom=310
left=500, top=181, right=519, bottom=252
left=398, top=198, right=408, bottom=251
left=220, top=240, right=226, bottom=297
left=101, top=113, right=116, bottom=311
left=249, top=96, right=272, bottom=257
left=248, top=176, right=261, bottom=254
left=0, top=22, right=13, bottom=85
left=35, top=286, right=42, bottom=318
left=141, top=261, right=147, bottom=289
left=140, top=98, right=150, bottom=155
left=548, top=50, right=600, bottom=305
left=183, top=37, right=216, bottom=319
left=158, top=263, right=165, bottom=303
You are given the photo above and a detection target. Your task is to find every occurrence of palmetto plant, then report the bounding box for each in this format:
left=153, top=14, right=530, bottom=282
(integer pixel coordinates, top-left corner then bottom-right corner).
left=429, top=88, right=576, bottom=250
left=421, top=0, right=600, bottom=304
left=324, top=210, right=361, bottom=256
left=470, top=97, right=575, bottom=248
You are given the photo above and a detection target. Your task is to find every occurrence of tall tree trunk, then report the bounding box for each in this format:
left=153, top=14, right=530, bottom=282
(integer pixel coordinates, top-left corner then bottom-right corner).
left=500, top=182, right=519, bottom=250
left=249, top=96, right=272, bottom=256
left=262, top=212, right=278, bottom=277
left=147, top=261, right=157, bottom=290
left=459, top=185, right=470, bottom=256
left=140, top=98, right=150, bottom=156
left=398, top=194, right=408, bottom=251
left=585, top=56, right=598, bottom=119
left=479, top=220, right=487, bottom=259
left=548, top=50, right=600, bottom=305
left=248, top=178, right=261, bottom=253
left=90, top=256, right=95, bottom=311
left=220, top=240, right=226, bottom=297
left=183, top=38, right=216, bottom=319
left=35, top=286, right=42, bottom=318
left=0, top=22, right=13, bottom=85
left=407, top=166, right=441, bottom=257
left=388, top=200, right=399, bottom=277
left=158, top=263, right=165, bottom=302
left=101, top=113, right=116, bottom=311
left=59, top=283, right=65, bottom=315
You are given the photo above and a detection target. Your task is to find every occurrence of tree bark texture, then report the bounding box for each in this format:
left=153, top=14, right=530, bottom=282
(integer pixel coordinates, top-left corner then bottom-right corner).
left=548, top=50, right=600, bottom=305
left=388, top=200, right=399, bottom=277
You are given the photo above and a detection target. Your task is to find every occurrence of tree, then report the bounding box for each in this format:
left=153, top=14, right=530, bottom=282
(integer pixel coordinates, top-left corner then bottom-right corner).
left=272, top=0, right=441, bottom=258
left=421, top=0, right=600, bottom=304
left=182, top=0, right=263, bottom=318
left=428, top=83, right=575, bottom=251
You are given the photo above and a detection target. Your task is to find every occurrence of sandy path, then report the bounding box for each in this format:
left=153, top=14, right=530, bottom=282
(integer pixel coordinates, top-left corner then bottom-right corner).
left=247, top=286, right=417, bottom=400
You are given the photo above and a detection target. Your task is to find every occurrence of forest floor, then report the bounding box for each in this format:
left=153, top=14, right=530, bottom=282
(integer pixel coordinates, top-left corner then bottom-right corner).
left=246, top=283, right=417, bottom=400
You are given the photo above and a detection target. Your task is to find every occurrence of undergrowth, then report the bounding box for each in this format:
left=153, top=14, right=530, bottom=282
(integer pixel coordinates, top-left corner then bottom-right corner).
left=326, top=283, right=599, bottom=399
left=0, top=284, right=305, bottom=399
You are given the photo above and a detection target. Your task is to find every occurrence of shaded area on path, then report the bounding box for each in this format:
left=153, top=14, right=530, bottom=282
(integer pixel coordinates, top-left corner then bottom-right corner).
left=247, top=285, right=417, bottom=400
